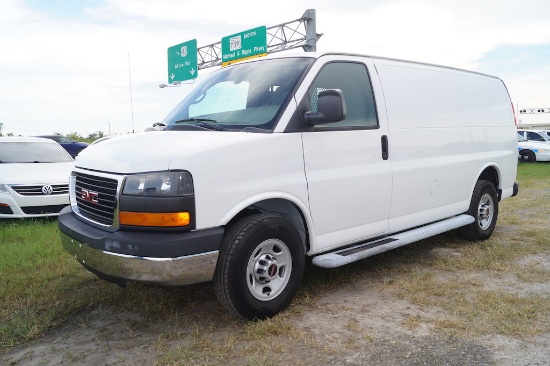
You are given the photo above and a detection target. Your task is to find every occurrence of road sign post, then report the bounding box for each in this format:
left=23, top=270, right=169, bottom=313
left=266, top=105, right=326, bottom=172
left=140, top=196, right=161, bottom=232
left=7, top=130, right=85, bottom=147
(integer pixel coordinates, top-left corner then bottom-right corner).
left=167, top=39, right=198, bottom=83
left=221, top=26, right=267, bottom=67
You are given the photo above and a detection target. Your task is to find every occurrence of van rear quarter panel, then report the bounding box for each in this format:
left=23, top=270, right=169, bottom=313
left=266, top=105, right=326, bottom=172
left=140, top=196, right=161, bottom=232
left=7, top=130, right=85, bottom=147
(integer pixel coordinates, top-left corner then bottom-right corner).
left=373, top=58, right=517, bottom=233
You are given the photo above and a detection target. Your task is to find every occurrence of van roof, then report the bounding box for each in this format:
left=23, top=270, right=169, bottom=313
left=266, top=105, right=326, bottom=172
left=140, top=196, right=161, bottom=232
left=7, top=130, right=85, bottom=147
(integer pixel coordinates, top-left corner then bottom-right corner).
left=253, top=52, right=500, bottom=79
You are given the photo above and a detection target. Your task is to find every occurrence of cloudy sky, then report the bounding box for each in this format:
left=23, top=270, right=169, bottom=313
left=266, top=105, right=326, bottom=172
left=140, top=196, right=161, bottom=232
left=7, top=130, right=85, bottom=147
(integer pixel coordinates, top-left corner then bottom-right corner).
left=1, top=0, right=549, bottom=136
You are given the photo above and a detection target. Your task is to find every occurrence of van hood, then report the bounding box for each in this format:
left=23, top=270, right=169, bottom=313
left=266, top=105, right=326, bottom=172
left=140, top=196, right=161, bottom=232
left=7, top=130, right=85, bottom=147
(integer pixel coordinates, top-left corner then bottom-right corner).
left=75, top=131, right=270, bottom=173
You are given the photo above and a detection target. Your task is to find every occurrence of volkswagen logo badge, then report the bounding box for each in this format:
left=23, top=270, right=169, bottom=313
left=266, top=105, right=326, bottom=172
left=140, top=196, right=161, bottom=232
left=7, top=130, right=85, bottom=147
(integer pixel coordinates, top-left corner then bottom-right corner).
left=41, top=185, right=54, bottom=195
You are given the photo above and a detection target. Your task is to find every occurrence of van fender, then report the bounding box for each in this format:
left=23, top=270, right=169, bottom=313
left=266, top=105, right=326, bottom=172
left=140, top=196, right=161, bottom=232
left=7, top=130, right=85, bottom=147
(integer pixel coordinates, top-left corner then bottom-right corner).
left=219, top=192, right=317, bottom=250
left=471, top=162, right=501, bottom=198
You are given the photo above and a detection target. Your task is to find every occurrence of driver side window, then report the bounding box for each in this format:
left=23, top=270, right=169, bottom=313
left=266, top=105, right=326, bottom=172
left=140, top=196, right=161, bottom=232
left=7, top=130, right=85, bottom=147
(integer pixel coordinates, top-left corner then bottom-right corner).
left=307, top=62, right=378, bottom=130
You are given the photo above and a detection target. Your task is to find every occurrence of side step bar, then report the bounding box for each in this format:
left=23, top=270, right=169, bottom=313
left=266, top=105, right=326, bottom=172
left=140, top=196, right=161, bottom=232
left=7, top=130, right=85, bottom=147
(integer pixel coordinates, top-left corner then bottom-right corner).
left=312, top=214, right=474, bottom=268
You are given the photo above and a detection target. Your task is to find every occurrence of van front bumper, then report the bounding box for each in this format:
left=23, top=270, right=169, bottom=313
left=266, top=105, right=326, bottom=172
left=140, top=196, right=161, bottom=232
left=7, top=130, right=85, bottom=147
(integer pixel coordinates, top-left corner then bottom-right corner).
left=58, top=206, right=224, bottom=287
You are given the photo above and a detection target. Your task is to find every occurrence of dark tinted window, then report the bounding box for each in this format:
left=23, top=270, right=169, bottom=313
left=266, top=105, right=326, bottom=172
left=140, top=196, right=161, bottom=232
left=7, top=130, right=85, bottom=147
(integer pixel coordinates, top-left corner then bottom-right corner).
left=527, top=132, right=545, bottom=141
left=38, top=136, right=75, bottom=143
left=0, top=142, right=73, bottom=163
left=307, top=62, right=378, bottom=130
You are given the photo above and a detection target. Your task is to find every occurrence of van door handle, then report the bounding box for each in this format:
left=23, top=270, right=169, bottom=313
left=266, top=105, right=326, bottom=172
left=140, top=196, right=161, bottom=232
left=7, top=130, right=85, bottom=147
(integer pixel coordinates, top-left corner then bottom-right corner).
left=381, top=135, right=389, bottom=160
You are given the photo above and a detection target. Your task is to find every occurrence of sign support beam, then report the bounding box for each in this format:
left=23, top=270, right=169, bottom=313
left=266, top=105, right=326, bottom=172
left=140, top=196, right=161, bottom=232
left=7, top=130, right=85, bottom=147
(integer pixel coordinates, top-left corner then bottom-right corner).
left=519, top=108, right=550, bottom=114
left=197, top=9, right=321, bottom=70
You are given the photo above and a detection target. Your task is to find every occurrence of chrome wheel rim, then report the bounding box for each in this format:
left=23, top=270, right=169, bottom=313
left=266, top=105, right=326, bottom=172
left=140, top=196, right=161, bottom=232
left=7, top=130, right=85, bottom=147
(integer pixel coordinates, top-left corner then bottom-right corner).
left=478, top=192, right=494, bottom=230
left=246, top=239, right=292, bottom=301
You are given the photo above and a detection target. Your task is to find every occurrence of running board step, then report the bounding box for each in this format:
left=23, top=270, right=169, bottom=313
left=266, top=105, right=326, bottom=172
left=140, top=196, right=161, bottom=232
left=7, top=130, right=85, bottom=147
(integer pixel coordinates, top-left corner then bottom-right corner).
left=312, top=214, right=474, bottom=268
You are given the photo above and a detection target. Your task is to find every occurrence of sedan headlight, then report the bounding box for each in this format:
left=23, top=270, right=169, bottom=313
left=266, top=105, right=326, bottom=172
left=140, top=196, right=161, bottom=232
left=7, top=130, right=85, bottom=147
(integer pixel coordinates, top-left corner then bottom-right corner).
left=122, top=171, right=193, bottom=196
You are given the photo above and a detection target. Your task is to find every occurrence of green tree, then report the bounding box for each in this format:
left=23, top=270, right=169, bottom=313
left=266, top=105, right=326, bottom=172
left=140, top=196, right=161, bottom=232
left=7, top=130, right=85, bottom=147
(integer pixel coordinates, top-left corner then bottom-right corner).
left=87, top=131, right=105, bottom=141
left=66, top=132, right=84, bottom=141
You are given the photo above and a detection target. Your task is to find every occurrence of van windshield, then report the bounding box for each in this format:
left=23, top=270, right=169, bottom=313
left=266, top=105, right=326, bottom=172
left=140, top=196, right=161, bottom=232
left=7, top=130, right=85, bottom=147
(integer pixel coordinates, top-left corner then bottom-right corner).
left=162, top=58, right=313, bottom=132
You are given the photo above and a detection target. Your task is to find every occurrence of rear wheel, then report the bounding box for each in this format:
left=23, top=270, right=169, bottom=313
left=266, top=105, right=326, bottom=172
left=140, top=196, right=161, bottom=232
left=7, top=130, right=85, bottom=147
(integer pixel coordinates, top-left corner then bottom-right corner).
left=214, top=214, right=305, bottom=320
left=519, top=149, right=536, bottom=163
left=460, top=180, right=499, bottom=241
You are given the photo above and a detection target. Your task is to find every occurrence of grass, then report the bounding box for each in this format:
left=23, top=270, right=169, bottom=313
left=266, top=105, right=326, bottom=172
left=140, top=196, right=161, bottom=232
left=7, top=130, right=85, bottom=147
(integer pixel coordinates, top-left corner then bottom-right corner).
left=360, top=162, right=550, bottom=339
left=1, top=162, right=549, bottom=362
left=0, top=219, right=121, bottom=348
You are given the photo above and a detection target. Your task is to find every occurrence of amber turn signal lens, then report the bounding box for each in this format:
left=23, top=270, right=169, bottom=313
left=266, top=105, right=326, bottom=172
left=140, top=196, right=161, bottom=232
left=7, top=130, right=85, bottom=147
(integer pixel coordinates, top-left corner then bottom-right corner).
left=119, top=211, right=190, bottom=227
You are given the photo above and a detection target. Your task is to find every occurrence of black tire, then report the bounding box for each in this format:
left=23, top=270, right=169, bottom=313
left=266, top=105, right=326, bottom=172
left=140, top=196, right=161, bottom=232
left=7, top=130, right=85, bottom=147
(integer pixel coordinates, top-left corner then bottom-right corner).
left=459, top=180, right=499, bottom=241
left=213, top=214, right=305, bottom=320
left=519, top=149, right=536, bottom=163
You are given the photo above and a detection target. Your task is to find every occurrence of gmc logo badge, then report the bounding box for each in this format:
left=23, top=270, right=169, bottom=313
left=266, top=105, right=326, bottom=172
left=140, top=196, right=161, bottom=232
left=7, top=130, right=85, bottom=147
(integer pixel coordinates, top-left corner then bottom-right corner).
left=81, top=189, right=99, bottom=203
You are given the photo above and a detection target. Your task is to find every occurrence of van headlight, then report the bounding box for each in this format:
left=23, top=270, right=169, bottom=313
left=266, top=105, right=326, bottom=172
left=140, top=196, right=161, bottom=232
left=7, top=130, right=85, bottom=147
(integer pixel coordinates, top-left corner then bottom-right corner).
left=0, top=184, right=9, bottom=193
left=122, top=171, right=193, bottom=196
left=120, top=171, right=194, bottom=228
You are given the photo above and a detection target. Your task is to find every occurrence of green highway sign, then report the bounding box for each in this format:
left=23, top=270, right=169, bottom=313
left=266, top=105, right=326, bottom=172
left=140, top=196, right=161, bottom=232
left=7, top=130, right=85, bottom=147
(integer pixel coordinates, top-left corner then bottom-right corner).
left=221, top=26, right=267, bottom=66
left=167, top=39, right=198, bottom=83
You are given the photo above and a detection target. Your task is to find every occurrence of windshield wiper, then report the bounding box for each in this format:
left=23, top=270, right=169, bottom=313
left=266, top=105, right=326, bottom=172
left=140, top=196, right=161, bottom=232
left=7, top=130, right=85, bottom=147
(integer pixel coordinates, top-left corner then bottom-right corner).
left=173, top=118, right=229, bottom=131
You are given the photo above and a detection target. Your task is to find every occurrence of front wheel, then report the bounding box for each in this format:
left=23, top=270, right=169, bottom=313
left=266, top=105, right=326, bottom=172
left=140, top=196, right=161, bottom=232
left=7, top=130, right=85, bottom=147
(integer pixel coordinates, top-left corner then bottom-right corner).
left=459, top=180, right=499, bottom=241
left=213, top=214, right=305, bottom=320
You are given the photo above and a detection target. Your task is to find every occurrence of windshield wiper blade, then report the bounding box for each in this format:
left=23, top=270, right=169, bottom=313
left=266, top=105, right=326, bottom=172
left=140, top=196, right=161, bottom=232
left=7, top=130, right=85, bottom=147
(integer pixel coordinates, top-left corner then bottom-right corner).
left=174, top=118, right=218, bottom=124
left=173, top=118, right=229, bottom=131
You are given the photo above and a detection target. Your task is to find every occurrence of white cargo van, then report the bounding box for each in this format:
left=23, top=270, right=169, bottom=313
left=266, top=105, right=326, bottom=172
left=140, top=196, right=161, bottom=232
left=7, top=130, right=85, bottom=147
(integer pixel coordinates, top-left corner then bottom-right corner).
left=59, top=52, right=519, bottom=320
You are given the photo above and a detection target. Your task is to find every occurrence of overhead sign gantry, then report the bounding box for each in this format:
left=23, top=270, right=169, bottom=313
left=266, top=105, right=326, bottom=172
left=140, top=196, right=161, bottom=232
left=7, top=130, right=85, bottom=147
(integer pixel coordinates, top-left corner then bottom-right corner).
left=519, top=108, right=550, bottom=114
left=165, top=9, right=320, bottom=84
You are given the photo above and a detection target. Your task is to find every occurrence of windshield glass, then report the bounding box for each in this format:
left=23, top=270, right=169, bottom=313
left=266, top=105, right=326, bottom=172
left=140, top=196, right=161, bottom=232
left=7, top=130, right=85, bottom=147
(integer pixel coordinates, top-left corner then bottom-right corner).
left=0, top=142, right=73, bottom=163
left=162, top=57, right=313, bottom=132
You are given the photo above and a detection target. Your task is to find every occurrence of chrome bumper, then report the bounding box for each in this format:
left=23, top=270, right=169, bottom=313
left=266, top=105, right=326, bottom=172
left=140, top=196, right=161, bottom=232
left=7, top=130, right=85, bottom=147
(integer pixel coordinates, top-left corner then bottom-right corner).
left=61, top=231, right=219, bottom=286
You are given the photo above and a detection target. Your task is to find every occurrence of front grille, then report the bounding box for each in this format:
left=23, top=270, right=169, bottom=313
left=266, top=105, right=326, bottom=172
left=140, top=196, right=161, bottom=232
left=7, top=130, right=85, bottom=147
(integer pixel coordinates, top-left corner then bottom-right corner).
left=21, top=205, right=67, bottom=215
left=75, top=173, right=118, bottom=226
left=11, top=184, right=69, bottom=196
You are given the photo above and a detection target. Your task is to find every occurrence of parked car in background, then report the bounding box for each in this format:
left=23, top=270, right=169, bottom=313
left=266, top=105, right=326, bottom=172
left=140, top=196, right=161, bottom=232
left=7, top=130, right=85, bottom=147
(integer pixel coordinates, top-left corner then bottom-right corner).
left=0, top=137, right=74, bottom=218
left=517, top=129, right=550, bottom=143
left=517, top=134, right=550, bottom=162
left=37, top=135, right=89, bottom=157
left=89, top=136, right=110, bottom=145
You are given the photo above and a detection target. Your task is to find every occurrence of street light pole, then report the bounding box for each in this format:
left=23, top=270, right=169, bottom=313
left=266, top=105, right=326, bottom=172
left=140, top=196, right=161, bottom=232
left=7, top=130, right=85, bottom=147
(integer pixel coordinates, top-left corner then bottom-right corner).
left=128, top=52, right=135, bottom=133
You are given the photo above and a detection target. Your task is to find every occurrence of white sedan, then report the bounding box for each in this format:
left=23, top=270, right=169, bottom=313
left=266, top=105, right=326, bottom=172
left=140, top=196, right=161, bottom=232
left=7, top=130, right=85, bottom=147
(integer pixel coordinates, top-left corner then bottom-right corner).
left=0, top=137, right=74, bottom=218
left=518, top=134, right=550, bottom=163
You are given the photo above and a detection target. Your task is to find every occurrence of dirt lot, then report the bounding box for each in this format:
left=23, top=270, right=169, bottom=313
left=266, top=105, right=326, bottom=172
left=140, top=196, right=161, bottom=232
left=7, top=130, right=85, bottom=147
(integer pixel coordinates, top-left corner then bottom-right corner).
left=2, top=191, right=550, bottom=365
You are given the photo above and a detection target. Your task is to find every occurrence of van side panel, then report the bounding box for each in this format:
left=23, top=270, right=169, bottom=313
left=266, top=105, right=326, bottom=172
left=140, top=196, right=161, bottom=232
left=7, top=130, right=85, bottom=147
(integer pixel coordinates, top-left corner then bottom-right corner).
left=374, top=59, right=517, bottom=233
left=459, top=75, right=514, bottom=127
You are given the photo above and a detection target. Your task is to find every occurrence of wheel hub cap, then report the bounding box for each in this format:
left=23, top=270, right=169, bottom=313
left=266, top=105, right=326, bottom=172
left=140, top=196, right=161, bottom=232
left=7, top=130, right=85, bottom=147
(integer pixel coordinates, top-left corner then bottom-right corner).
left=246, top=238, right=292, bottom=301
left=478, top=193, right=494, bottom=230
left=254, top=253, right=278, bottom=284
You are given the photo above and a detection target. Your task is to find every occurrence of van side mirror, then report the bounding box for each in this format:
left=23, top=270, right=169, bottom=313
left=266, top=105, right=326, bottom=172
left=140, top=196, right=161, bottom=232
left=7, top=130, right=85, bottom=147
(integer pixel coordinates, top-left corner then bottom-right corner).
left=305, top=89, right=347, bottom=125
